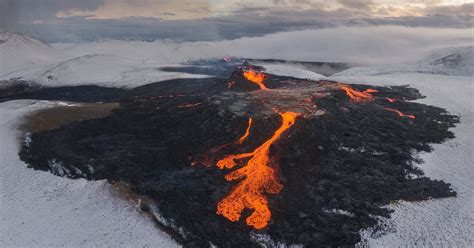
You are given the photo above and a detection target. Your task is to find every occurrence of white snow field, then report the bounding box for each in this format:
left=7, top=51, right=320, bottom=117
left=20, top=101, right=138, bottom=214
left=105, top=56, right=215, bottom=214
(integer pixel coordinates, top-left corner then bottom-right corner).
left=0, top=100, right=179, bottom=247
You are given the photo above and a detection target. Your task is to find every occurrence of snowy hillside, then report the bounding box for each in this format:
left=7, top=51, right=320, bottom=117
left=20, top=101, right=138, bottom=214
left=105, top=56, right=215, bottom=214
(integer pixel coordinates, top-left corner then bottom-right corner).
left=0, top=31, right=66, bottom=75
left=334, top=46, right=474, bottom=77
left=3, top=53, right=208, bottom=87
left=0, top=32, right=214, bottom=88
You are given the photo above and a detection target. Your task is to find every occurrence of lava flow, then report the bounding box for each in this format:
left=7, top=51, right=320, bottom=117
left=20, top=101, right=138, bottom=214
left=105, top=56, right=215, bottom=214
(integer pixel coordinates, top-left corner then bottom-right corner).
left=340, top=85, right=377, bottom=102
left=243, top=70, right=268, bottom=90
left=385, top=108, right=416, bottom=119
left=237, top=118, right=253, bottom=144
left=216, top=111, right=300, bottom=229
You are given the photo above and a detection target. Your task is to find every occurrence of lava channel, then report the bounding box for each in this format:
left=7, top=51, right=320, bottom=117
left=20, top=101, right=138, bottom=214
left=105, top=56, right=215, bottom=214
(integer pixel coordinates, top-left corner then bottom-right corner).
left=340, top=85, right=377, bottom=102
left=216, top=111, right=300, bottom=229
left=237, top=118, right=252, bottom=144
left=385, top=108, right=416, bottom=119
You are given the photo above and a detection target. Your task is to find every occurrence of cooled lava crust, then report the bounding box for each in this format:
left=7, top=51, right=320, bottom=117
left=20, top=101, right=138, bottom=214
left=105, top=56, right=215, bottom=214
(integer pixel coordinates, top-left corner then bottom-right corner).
left=19, top=65, right=459, bottom=247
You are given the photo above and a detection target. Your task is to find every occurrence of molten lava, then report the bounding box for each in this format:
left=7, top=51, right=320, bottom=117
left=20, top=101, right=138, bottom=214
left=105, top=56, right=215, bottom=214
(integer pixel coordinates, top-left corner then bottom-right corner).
left=243, top=70, right=269, bottom=90
left=216, top=111, right=300, bottom=229
left=340, top=85, right=377, bottom=103
left=385, top=108, right=415, bottom=119
left=386, top=97, right=396, bottom=103
left=237, top=118, right=252, bottom=144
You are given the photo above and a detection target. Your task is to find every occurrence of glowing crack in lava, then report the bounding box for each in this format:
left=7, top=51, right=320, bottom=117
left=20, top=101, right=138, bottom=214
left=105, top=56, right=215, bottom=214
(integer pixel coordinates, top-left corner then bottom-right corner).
left=177, top=102, right=202, bottom=109
left=243, top=70, right=269, bottom=90
left=340, top=85, right=377, bottom=102
left=237, top=118, right=253, bottom=144
left=385, top=108, right=416, bottom=119
left=216, top=112, right=300, bottom=229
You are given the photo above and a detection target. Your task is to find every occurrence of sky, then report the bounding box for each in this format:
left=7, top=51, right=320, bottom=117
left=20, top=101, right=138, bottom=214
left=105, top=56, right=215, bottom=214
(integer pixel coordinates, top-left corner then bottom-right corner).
left=0, top=0, right=473, bottom=42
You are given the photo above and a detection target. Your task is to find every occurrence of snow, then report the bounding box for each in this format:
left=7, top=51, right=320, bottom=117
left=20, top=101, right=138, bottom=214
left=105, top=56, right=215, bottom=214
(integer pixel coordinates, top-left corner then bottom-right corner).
left=0, top=100, right=179, bottom=247
left=329, top=67, right=474, bottom=247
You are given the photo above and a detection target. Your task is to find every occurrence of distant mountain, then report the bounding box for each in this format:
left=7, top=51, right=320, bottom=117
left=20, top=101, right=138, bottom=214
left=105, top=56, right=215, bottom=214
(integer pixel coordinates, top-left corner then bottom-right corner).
left=0, top=31, right=65, bottom=75
left=0, top=31, right=51, bottom=48
left=426, top=46, right=474, bottom=68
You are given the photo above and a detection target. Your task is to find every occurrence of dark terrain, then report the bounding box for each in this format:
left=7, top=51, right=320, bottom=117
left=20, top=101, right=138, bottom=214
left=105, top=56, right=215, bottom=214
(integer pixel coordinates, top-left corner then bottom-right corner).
left=10, top=65, right=459, bottom=247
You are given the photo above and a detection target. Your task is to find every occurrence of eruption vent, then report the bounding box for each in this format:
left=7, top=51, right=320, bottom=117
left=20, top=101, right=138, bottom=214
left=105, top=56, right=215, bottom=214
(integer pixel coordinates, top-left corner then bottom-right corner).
left=243, top=70, right=268, bottom=90
left=216, top=111, right=300, bottom=229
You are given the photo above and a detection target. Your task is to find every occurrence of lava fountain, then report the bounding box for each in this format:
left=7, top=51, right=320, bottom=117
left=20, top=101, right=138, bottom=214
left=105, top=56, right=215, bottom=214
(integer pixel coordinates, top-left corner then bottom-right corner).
left=243, top=70, right=268, bottom=90
left=216, top=111, right=300, bottom=229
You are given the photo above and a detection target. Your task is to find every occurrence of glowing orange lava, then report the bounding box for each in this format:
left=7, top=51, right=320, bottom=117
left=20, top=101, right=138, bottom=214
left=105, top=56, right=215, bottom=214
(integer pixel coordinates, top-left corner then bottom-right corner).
left=340, top=85, right=377, bottom=103
left=216, top=111, right=300, bottom=229
left=243, top=70, right=268, bottom=90
left=385, top=108, right=415, bottom=119
left=237, top=118, right=253, bottom=144
left=386, top=97, right=396, bottom=103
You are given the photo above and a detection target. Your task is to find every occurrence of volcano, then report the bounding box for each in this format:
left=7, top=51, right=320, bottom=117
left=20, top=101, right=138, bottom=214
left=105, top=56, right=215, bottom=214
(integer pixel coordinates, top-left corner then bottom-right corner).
left=18, top=63, right=459, bottom=247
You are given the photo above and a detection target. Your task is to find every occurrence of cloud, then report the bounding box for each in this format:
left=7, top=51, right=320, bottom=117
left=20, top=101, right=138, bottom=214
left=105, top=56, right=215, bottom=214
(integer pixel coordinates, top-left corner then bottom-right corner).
left=218, top=26, right=473, bottom=65
left=424, top=3, right=474, bottom=16
left=338, top=0, right=374, bottom=10
left=0, top=0, right=102, bottom=28
left=44, top=26, right=473, bottom=67
left=55, top=0, right=212, bottom=20
left=1, top=0, right=473, bottom=42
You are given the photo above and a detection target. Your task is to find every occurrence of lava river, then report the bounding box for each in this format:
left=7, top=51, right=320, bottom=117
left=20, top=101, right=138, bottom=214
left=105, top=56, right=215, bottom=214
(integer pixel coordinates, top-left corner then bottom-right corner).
left=217, top=111, right=300, bottom=229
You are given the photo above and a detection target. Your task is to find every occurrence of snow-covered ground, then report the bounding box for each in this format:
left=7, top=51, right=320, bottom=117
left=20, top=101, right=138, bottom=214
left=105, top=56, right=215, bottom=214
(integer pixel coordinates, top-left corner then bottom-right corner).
left=0, top=100, right=179, bottom=247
